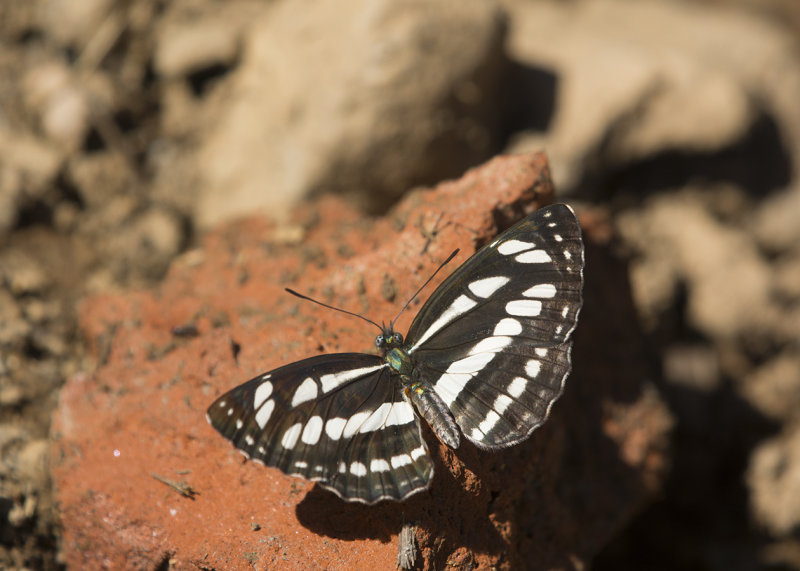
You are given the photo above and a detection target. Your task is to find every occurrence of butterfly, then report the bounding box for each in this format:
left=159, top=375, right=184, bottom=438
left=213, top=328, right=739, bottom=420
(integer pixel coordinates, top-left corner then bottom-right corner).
left=207, top=204, right=584, bottom=504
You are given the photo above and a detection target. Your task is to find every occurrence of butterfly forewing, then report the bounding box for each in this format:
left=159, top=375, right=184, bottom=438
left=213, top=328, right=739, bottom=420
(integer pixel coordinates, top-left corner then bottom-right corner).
left=406, top=204, right=584, bottom=448
left=207, top=353, right=433, bottom=504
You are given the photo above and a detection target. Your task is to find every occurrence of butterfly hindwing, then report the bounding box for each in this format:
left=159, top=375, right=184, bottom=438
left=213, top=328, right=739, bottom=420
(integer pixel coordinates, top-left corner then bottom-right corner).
left=406, top=204, right=584, bottom=448
left=207, top=353, right=433, bottom=504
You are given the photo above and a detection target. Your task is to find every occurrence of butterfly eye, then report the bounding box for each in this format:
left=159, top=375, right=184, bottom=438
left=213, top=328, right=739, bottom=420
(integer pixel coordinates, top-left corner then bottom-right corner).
left=393, top=332, right=403, bottom=344
left=375, top=335, right=384, bottom=347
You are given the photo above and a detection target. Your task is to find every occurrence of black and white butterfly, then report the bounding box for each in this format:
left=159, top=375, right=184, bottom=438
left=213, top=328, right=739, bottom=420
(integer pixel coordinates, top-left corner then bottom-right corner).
left=207, top=204, right=584, bottom=504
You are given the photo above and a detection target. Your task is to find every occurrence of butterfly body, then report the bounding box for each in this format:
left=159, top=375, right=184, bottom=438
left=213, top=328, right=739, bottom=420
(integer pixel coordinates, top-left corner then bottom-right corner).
left=207, top=204, right=584, bottom=504
left=385, top=346, right=463, bottom=451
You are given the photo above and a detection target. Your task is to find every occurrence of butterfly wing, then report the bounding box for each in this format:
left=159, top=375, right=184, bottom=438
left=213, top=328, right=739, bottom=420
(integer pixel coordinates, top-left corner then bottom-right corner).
left=207, top=353, right=433, bottom=504
left=406, top=204, right=584, bottom=448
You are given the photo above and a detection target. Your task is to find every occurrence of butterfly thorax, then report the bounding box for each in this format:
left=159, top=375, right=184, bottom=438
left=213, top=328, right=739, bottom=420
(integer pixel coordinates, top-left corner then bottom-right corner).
left=385, top=347, right=414, bottom=377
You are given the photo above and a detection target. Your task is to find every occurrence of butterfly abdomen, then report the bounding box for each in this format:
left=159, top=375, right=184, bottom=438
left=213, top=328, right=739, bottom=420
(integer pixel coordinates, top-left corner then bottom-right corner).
left=405, top=382, right=461, bottom=449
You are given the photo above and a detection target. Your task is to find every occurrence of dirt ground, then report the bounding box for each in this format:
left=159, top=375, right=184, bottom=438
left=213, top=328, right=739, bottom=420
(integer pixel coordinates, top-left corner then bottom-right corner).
left=1, top=0, right=800, bottom=569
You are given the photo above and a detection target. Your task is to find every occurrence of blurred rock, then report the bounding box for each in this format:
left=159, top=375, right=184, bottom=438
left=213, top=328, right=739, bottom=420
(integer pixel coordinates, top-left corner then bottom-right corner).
left=196, top=0, right=508, bottom=227
left=128, top=207, right=185, bottom=277
left=0, top=250, right=50, bottom=296
left=662, top=344, right=721, bottom=392
left=617, top=193, right=774, bottom=339
left=22, top=62, right=91, bottom=151
left=505, top=0, right=800, bottom=193
left=772, top=253, right=800, bottom=301
left=37, top=0, right=115, bottom=48
left=154, top=17, right=240, bottom=78
left=0, top=168, right=21, bottom=236
left=67, top=152, right=134, bottom=209
left=0, top=128, right=62, bottom=233
left=7, top=494, right=37, bottom=528
left=15, top=439, right=50, bottom=488
left=0, top=383, right=25, bottom=407
left=754, top=185, right=800, bottom=254
left=748, top=424, right=800, bottom=535
left=20, top=298, right=62, bottom=324
left=30, top=327, right=68, bottom=358
left=740, top=352, right=800, bottom=422
left=0, top=424, right=27, bottom=452
left=0, top=290, right=29, bottom=350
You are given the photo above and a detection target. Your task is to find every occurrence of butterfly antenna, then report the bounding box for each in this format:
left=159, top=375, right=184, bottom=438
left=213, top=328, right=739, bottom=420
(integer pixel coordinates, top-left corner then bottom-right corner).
left=390, top=248, right=459, bottom=330
left=285, top=288, right=383, bottom=331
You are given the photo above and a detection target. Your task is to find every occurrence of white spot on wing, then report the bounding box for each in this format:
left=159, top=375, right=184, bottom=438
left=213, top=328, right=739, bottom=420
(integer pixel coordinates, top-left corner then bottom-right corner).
left=498, top=239, right=535, bottom=255
left=561, top=305, right=570, bottom=318
left=525, top=360, right=541, bottom=378
left=281, top=423, right=302, bottom=449
left=506, top=299, right=543, bottom=316
left=255, top=399, right=275, bottom=428
left=494, top=394, right=513, bottom=415
left=410, top=446, right=426, bottom=461
left=370, top=458, right=390, bottom=472
left=433, top=353, right=495, bottom=407
left=508, top=377, right=526, bottom=398
left=493, top=318, right=522, bottom=336
left=535, top=348, right=548, bottom=357
left=235, top=419, right=243, bottom=430
left=515, top=249, right=552, bottom=264
left=301, top=416, right=323, bottom=445
left=360, top=406, right=389, bottom=433
left=291, top=377, right=318, bottom=407
left=475, top=410, right=500, bottom=439
left=523, top=283, right=557, bottom=298
left=446, top=352, right=494, bottom=375
left=245, top=434, right=254, bottom=445
left=253, top=381, right=273, bottom=409
left=350, top=461, right=367, bottom=476
left=391, top=454, right=412, bottom=468
left=342, top=410, right=372, bottom=438
left=386, top=401, right=415, bottom=427
left=469, top=336, right=512, bottom=354
left=357, top=401, right=415, bottom=434
left=325, top=417, right=347, bottom=440
left=320, top=364, right=386, bottom=393
left=294, top=461, right=308, bottom=469
left=410, top=294, right=477, bottom=351
left=467, top=276, right=510, bottom=298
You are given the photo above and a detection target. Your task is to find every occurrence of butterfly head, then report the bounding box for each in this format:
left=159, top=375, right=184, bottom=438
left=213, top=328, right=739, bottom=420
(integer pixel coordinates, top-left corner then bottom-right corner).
left=375, top=324, right=404, bottom=354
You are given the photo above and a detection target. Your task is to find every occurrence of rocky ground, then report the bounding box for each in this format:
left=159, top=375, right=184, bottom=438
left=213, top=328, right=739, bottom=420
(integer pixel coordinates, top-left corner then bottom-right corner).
left=1, top=0, right=799, bottom=569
